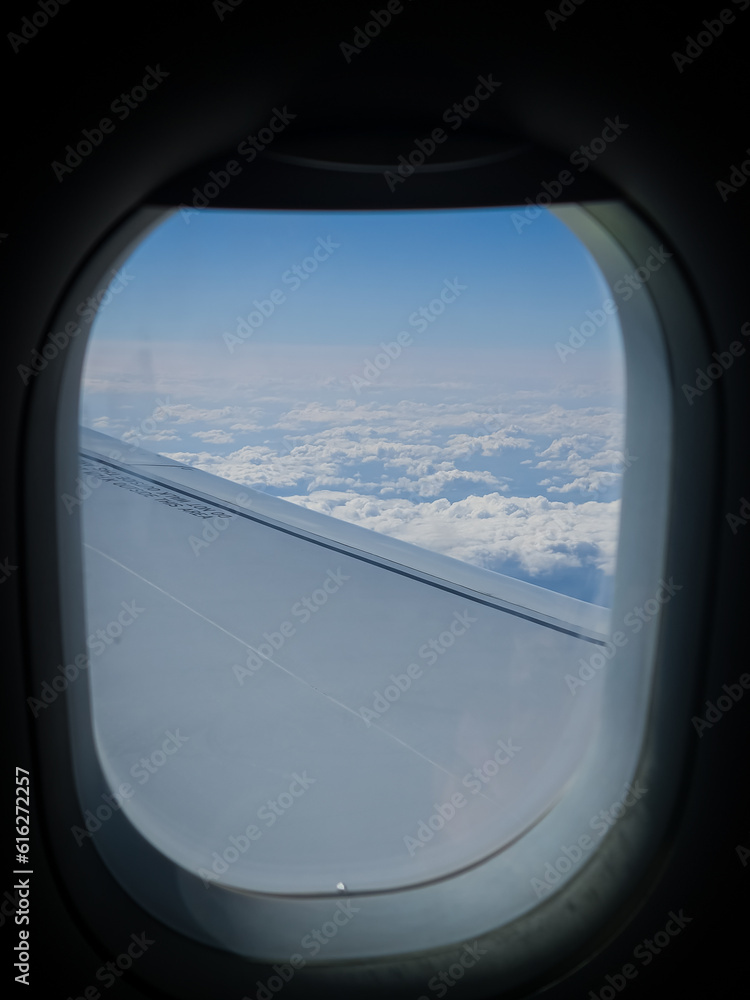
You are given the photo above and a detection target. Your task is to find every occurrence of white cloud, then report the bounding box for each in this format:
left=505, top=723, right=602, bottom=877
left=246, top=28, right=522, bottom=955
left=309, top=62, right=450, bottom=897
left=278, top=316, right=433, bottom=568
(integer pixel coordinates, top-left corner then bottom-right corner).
left=543, top=471, right=621, bottom=495
left=161, top=404, right=244, bottom=425
left=122, top=429, right=180, bottom=443
left=282, top=490, right=620, bottom=578
left=192, top=429, right=235, bottom=444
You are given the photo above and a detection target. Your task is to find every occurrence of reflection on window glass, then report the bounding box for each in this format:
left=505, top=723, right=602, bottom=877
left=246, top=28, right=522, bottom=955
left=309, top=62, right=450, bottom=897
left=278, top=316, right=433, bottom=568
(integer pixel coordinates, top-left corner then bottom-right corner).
left=81, top=208, right=625, bottom=606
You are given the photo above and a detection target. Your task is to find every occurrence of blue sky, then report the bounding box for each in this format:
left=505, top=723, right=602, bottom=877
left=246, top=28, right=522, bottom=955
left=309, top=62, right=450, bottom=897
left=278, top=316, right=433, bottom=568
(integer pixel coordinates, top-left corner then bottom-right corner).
left=96, top=207, right=617, bottom=351
left=81, top=207, right=626, bottom=606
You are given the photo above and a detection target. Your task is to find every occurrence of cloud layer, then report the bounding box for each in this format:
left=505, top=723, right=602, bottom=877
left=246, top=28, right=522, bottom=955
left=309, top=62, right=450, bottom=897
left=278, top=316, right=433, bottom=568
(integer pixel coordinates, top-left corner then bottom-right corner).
left=81, top=343, right=627, bottom=601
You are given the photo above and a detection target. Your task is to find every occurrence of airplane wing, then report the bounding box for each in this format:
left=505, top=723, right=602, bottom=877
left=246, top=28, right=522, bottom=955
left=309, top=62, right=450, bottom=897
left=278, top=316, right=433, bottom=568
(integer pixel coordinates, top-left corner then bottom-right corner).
left=78, top=426, right=609, bottom=895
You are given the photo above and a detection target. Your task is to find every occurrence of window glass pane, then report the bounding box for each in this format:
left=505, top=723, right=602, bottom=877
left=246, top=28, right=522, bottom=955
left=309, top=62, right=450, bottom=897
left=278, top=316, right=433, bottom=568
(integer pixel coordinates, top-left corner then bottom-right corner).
left=77, top=207, right=626, bottom=894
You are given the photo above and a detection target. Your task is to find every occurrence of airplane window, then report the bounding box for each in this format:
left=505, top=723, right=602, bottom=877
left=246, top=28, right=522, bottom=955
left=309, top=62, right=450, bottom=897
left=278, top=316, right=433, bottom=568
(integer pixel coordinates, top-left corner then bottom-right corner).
left=75, top=207, right=627, bottom=898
